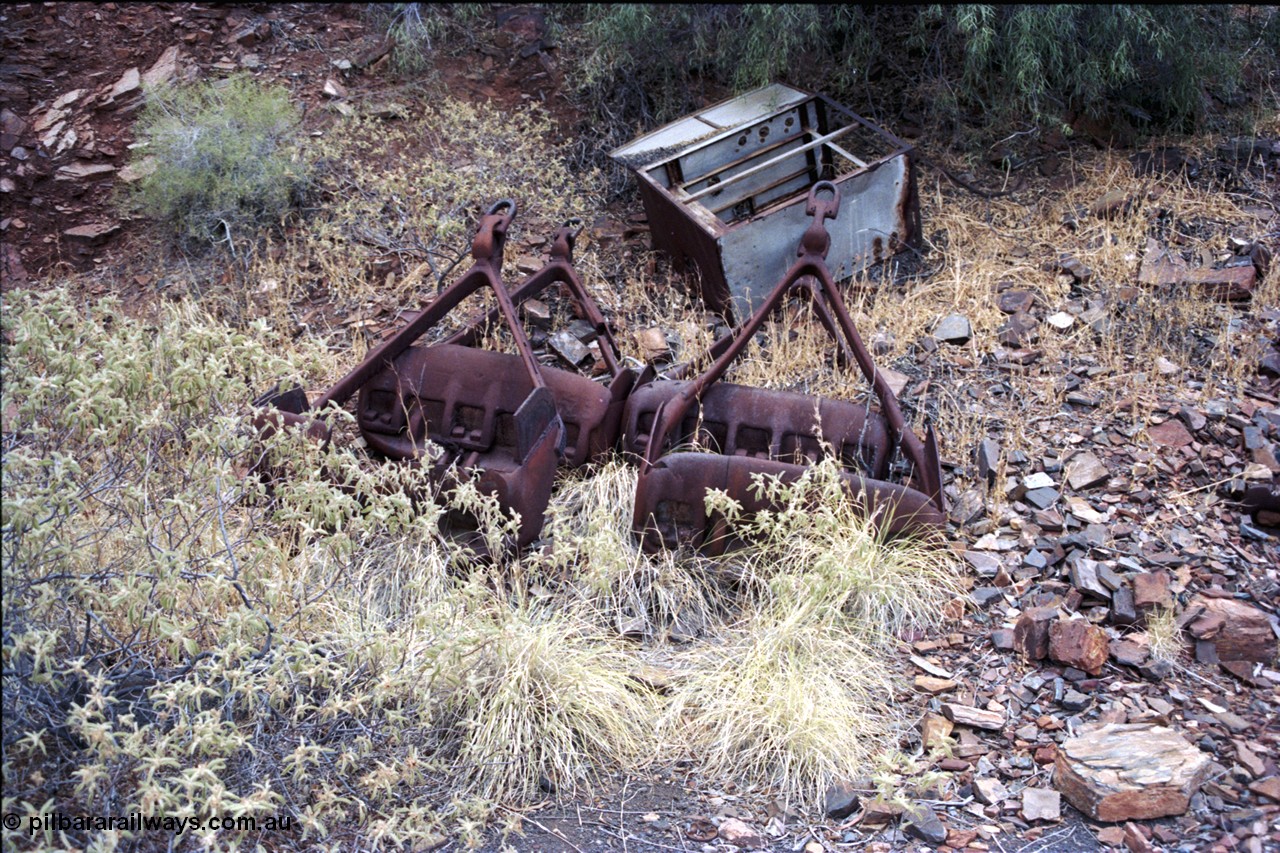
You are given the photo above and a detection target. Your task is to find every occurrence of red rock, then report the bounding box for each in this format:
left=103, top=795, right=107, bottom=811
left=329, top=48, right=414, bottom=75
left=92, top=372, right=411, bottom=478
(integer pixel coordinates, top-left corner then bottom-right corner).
left=1189, top=596, right=1277, bottom=662
left=1249, top=776, right=1280, bottom=802
left=1124, top=822, right=1153, bottom=853
left=717, top=818, right=765, bottom=849
left=1188, top=610, right=1226, bottom=639
left=1049, top=619, right=1109, bottom=675
left=1148, top=420, right=1193, bottom=448
left=1132, top=571, right=1172, bottom=610
left=1054, top=723, right=1211, bottom=821
left=1014, top=606, right=1057, bottom=661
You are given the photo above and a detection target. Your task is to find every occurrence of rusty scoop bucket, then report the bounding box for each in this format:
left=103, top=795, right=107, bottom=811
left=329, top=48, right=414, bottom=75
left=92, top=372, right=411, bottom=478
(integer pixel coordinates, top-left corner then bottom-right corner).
left=628, top=181, right=946, bottom=555
left=254, top=201, right=630, bottom=551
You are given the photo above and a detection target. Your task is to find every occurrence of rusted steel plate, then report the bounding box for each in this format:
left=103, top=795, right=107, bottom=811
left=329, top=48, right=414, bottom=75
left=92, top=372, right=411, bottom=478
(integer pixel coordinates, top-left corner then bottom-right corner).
left=358, top=343, right=614, bottom=468
left=634, top=454, right=947, bottom=555
left=621, top=379, right=892, bottom=478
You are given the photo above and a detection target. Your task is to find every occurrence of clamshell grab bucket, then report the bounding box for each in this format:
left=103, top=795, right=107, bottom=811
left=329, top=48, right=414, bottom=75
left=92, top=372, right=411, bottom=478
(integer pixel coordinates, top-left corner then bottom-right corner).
left=253, top=202, right=630, bottom=550
left=630, top=181, right=947, bottom=555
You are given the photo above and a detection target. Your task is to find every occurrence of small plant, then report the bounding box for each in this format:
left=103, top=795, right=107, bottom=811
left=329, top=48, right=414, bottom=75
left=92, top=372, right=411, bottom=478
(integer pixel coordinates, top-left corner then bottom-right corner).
left=126, top=75, right=310, bottom=249
left=1145, top=605, right=1188, bottom=664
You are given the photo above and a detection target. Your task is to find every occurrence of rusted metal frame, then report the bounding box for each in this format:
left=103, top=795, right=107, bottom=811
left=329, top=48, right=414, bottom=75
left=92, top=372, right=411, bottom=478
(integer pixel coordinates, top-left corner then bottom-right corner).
left=680, top=130, right=807, bottom=194
left=708, top=164, right=812, bottom=217
left=441, top=219, right=626, bottom=379
left=639, top=181, right=943, bottom=512
left=682, top=124, right=862, bottom=204
left=310, top=200, right=541, bottom=414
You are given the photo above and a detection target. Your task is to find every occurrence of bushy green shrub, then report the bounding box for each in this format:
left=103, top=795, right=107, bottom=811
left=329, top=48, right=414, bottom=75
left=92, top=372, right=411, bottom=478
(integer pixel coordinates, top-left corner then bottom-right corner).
left=570, top=4, right=1273, bottom=140
left=127, top=76, right=310, bottom=248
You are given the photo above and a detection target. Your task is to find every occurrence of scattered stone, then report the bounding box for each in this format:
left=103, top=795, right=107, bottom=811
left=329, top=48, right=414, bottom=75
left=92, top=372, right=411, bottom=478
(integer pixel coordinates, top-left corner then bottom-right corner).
left=1069, top=556, right=1111, bottom=600
left=997, top=311, right=1040, bottom=347
left=915, top=675, right=959, bottom=694
left=824, top=781, right=862, bottom=820
left=1015, top=607, right=1057, bottom=661
left=1024, top=487, right=1060, bottom=510
left=634, top=327, right=670, bottom=362
left=54, top=162, right=115, bottom=181
left=879, top=367, right=910, bottom=398
left=941, top=703, right=1005, bottom=731
left=949, top=488, right=986, bottom=527
left=976, top=438, right=1001, bottom=487
left=902, top=803, right=948, bottom=845
left=1249, top=777, right=1280, bottom=803
left=1111, top=586, right=1138, bottom=626
left=1054, top=723, right=1212, bottom=821
left=1021, top=788, right=1061, bottom=822
left=1091, top=189, right=1131, bottom=219
left=1183, top=263, right=1257, bottom=301
left=934, top=314, right=972, bottom=345
left=1057, top=254, right=1094, bottom=283
left=1123, top=822, right=1154, bottom=853
left=322, top=78, right=348, bottom=99
left=62, top=222, right=120, bottom=245
left=1188, top=596, right=1277, bottom=662
left=0, top=108, right=25, bottom=151
left=1132, top=572, right=1172, bottom=610
left=521, top=298, right=552, bottom=328
left=1110, top=639, right=1150, bottom=667
left=717, top=818, right=765, bottom=849
left=549, top=330, right=592, bottom=367
left=1023, top=471, right=1056, bottom=490
left=1047, top=311, right=1076, bottom=332
left=1049, top=618, right=1109, bottom=675
left=105, top=67, right=140, bottom=103
left=1155, top=356, right=1181, bottom=376
left=859, top=800, right=904, bottom=825
left=962, top=550, right=1001, bottom=577
left=921, top=713, right=954, bottom=750
left=973, top=777, right=1008, bottom=805
left=1061, top=688, right=1092, bottom=711
left=142, top=46, right=182, bottom=89
left=998, top=290, right=1036, bottom=314
left=1148, top=419, right=1193, bottom=448
left=1066, top=452, right=1109, bottom=490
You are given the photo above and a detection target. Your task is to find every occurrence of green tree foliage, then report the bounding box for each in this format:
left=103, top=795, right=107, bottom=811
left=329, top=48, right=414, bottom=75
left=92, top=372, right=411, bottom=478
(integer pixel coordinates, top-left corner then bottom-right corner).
left=572, top=4, right=1275, bottom=137
left=126, top=76, right=310, bottom=248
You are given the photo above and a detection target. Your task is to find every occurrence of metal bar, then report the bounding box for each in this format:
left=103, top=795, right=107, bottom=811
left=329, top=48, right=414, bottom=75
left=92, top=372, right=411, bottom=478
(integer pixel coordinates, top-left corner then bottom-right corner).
left=679, top=131, right=804, bottom=192
left=682, top=124, right=860, bottom=203
left=707, top=165, right=811, bottom=216
left=825, top=141, right=868, bottom=170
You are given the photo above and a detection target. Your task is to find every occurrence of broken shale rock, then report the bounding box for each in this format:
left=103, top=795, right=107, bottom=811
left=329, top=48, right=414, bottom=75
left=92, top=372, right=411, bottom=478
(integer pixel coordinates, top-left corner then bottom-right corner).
left=1187, top=595, right=1277, bottom=663
left=1054, top=723, right=1211, bottom=822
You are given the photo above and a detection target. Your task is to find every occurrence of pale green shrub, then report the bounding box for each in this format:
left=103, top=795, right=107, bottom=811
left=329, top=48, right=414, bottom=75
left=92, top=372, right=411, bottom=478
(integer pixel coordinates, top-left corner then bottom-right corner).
left=127, top=76, right=310, bottom=248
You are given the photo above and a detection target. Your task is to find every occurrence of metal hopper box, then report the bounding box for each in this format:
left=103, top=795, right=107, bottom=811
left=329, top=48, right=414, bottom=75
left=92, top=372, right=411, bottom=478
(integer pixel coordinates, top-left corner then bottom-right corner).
left=611, top=83, right=920, bottom=322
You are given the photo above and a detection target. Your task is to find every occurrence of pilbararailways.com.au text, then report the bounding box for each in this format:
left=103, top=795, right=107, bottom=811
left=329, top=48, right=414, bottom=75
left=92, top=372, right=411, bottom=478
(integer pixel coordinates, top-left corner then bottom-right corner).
left=5, top=811, right=292, bottom=836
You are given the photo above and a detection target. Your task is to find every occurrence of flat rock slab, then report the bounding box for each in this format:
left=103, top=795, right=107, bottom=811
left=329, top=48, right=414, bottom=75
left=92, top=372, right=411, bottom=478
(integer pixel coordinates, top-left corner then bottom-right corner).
left=1021, top=787, right=1061, bottom=822
left=1147, top=419, right=1193, bottom=448
left=935, top=314, right=972, bottom=344
left=1066, top=452, right=1109, bottom=490
left=1054, top=723, right=1211, bottom=822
